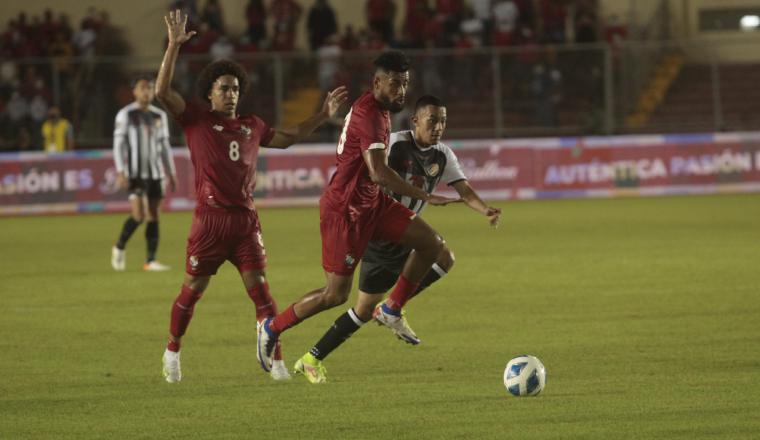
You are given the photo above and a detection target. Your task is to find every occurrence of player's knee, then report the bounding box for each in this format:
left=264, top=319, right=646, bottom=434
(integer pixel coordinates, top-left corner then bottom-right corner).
left=132, top=213, right=145, bottom=224
left=322, top=289, right=349, bottom=308
left=439, top=247, right=455, bottom=272
left=423, top=234, right=445, bottom=260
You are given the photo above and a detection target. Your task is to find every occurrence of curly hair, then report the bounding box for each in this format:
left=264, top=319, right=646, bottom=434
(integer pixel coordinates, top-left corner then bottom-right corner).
left=196, top=60, right=249, bottom=103
left=373, top=50, right=410, bottom=74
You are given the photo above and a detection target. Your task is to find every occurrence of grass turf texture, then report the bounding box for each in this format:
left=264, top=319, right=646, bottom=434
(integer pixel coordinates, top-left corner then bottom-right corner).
left=1, top=194, right=759, bottom=439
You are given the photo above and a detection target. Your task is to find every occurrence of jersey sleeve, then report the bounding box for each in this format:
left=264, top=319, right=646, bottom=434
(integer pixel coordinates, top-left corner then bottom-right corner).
left=255, top=116, right=276, bottom=147
left=355, top=106, right=388, bottom=152
left=112, top=109, right=128, bottom=173
left=176, top=101, right=205, bottom=127
left=441, top=144, right=468, bottom=185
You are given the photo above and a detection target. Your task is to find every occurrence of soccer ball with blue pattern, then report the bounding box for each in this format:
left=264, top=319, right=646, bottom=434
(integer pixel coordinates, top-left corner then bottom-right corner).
left=503, top=355, right=546, bottom=397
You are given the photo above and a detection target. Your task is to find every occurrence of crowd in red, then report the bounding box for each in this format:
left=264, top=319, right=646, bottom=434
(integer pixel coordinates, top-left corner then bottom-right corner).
left=1, top=0, right=628, bottom=151
left=168, top=0, right=625, bottom=55
left=0, top=8, right=128, bottom=151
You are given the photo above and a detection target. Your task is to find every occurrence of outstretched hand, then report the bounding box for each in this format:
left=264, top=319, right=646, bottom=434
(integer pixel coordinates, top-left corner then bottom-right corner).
left=322, top=86, right=349, bottom=118
left=486, top=206, right=502, bottom=228
left=164, top=9, right=196, bottom=45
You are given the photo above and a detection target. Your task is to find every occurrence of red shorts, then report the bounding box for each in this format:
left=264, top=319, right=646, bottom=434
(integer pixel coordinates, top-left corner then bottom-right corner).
left=320, top=193, right=415, bottom=275
left=185, top=205, right=267, bottom=276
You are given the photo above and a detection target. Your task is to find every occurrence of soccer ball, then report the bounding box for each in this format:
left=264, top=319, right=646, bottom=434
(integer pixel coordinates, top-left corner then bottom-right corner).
left=503, top=355, right=546, bottom=397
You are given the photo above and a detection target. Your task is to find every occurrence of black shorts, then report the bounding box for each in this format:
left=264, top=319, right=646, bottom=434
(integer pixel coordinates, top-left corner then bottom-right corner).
left=358, top=254, right=410, bottom=294
left=128, top=178, right=164, bottom=199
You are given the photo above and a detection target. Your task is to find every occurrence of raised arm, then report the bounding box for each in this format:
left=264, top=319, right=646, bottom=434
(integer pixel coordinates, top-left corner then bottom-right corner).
left=362, top=148, right=460, bottom=206
left=266, top=86, right=348, bottom=148
left=452, top=180, right=502, bottom=227
left=156, top=10, right=196, bottom=118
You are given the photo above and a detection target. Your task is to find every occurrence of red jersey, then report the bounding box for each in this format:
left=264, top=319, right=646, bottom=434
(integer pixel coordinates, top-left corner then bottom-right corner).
left=322, top=91, right=390, bottom=215
left=178, top=101, right=275, bottom=209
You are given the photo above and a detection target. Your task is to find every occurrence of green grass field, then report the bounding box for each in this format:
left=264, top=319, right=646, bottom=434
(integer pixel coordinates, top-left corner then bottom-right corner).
left=1, top=194, right=759, bottom=439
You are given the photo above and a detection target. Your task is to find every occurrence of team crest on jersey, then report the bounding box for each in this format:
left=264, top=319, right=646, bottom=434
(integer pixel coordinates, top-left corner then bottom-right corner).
left=240, top=124, right=252, bottom=138
left=189, top=255, right=199, bottom=268
left=344, top=254, right=356, bottom=269
left=212, top=124, right=224, bottom=132
left=427, top=164, right=440, bottom=177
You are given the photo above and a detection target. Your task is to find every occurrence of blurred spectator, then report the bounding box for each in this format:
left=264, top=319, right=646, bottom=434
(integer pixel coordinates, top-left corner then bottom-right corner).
left=366, top=0, right=396, bottom=45
left=363, top=30, right=389, bottom=50
left=73, top=19, right=97, bottom=57
left=514, top=0, right=535, bottom=30
left=272, top=0, right=302, bottom=51
left=469, top=0, right=492, bottom=44
left=210, top=35, right=235, bottom=60
left=531, top=52, right=562, bottom=127
left=48, top=31, right=75, bottom=73
left=540, top=0, right=567, bottom=43
left=402, top=0, right=429, bottom=48
left=435, top=0, right=464, bottom=46
left=41, top=106, right=74, bottom=153
left=575, top=12, right=597, bottom=43
left=201, top=0, right=225, bottom=33
left=57, top=13, right=73, bottom=40
left=339, top=25, right=360, bottom=50
left=492, top=0, right=518, bottom=46
left=317, top=34, right=341, bottom=92
left=0, top=60, right=17, bottom=86
left=39, top=9, right=58, bottom=41
left=29, top=93, right=48, bottom=124
left=308, top=0, right=338, bottom=52
left=574, top=0, right=598, bottom=43
left=460, top=7, right=484, bottom=47
left=6, top=91, right=29, bottom=123
left=604, top=14, right=627, bottom=45
left=246, top=0, right=267, bottom=47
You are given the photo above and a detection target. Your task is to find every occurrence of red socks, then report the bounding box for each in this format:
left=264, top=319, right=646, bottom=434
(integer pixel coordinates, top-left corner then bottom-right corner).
left=167, top=285, right=203, bottom=352
left=247, top=282, right=278, bottom=321
left=269, top=304, right=302, bottom=334
left=386, top=275, right=420, bottom=311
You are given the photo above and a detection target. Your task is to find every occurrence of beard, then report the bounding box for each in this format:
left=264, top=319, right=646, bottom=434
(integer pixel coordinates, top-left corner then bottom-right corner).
left=387, top=99, right=405, bottom=113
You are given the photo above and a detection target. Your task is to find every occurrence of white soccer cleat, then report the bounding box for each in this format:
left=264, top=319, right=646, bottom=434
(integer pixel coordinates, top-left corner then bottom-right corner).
left=270, top=360, right=291, bottom=381
left=162, top=349, right=181, bottom=383
left=373, top=303, right=421, bottom=345
left=111, top=246, right=125, bottom=271
left=268, top=339, right=291, bottom=380
left=144, top=261, right=170, bottom=271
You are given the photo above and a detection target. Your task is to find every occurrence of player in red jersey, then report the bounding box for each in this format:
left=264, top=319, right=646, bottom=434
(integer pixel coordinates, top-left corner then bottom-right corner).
left=256, top=51, right=460, bottom=373
left=156, top=10, right=347, bottom=383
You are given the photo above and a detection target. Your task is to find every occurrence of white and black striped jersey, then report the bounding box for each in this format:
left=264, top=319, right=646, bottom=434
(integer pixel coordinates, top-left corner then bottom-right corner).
left=385, top=130, right=467, bottom=215
left=113, top=102, right=176, bottom=180
left=363, top=130, right=467, bottom=264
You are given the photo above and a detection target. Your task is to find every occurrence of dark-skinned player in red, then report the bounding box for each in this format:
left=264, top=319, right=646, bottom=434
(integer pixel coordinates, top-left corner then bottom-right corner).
left=156, top=10, right=347, bottom=383
left=256, top=51, right=461, bottom=377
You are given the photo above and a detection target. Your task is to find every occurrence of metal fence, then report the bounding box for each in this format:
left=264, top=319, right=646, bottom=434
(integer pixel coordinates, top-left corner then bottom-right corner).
left=1, top=39, right=759, bottom=150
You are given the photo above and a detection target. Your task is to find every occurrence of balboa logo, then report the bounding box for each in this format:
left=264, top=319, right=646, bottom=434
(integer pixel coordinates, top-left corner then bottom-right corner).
left=427, top=164, right=440, bottom=177
left=189, top=255, right=199, bottom=267
left=212, top=124, right=224, bottom=132
left=241, top=124, right=252, bottom=138
left=344, top=254, right=356, bottom=268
